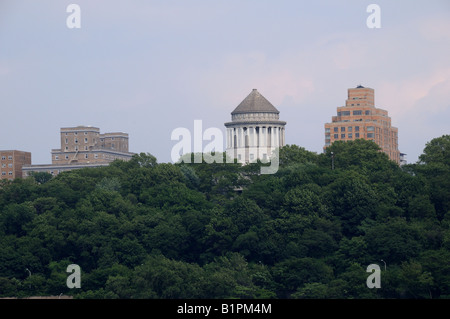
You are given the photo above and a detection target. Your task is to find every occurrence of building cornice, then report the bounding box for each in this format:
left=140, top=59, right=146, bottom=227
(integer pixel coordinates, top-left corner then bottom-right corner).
left=225, top=120, right=287, bottom=127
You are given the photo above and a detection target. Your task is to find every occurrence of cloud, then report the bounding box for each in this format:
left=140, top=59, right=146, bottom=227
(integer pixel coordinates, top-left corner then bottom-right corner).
left=419, top=15, right=450, bottom=41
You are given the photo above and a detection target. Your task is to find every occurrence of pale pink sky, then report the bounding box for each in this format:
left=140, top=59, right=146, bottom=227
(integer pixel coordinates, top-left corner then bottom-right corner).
left=0, top=0, right=449, bottom=164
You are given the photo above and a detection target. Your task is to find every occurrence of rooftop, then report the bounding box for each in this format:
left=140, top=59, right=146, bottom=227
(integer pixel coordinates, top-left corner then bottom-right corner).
left=231, top=89, right=280, bottom=114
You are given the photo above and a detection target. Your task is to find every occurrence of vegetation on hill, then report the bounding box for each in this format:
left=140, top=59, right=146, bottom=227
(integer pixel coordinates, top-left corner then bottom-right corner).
left=0, top=136, right=449, bottom=299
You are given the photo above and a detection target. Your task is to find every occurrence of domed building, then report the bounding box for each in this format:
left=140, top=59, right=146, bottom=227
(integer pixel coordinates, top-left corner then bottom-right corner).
left=225, top=89, right=286, bottom=163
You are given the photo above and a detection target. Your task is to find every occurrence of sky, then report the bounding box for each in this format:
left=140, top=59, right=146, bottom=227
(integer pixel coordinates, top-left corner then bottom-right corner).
left=1, top=0, right=449, bottom=165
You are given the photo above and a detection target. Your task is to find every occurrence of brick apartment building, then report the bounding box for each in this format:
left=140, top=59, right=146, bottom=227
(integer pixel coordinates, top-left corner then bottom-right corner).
left=22, top=126, right=134, bottom=177
left=0, top=150, right=31, bottom=181
left=324, top=85, right=401, bottom=164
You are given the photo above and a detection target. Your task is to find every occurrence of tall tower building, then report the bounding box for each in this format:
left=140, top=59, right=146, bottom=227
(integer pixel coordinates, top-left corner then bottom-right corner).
left=324, top=85, right=400, bottom=163
left=225, top=89, right=286, bottom=163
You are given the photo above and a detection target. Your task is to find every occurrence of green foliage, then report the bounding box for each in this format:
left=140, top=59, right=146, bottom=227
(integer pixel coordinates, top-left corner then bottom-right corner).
left=29, top=171, right=53, bottom=185
left=0, top=137, right=449, bottom=299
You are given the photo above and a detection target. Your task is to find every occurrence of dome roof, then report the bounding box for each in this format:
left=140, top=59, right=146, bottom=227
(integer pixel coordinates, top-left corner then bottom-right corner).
left=231, top=89, right=280, bottom=114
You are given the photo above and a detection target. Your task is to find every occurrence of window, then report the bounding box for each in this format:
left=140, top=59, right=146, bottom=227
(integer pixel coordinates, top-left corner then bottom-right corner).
left=85, top=138, right=88, bottom=143
left=325, top=141, right=330, bottom=146
left=1, top=164, right=5, bottom=168
left=94, top=154, right=98, bottom=159
left=341, top=127, right=345, bottom=132
left=325, top=128, right=330, bottom=133
left=325, top=134, right=330, bottom=139
left=334, top=127, right=338, bottom=132
left=55, top=155, right=59, bottom=160
left=355, top=126, right=360, bottom=132
left=348, top=126, right=353, bottom=132
left=337, top=112, right=341, bottom=116
left=365, top=110, right=371, bottom=115
left=8, top=171, right=13, bottom=175
left=75, top=139, right=78, bottom=144
left=8, top=163, right=12, bottom=168
left=84, top=132, right=88, bottom=135
left=1, top=156, right=5, bottom=160
left=342, top=111, right=351, bottom=116
left=334, top=134, right=339, bottom=139
left=65, top=138, right=68, bottom=144
left=367, top=126, right=374, bottom=131
left=75, top=146, right=78, bottom=151
left=65, top=146, right=68, bottom=151
left=341, top=134, right=345, bottom=139
left=74, top=132, right=77, bottom=135
left=85, top=154, right=88, bottom=159
left=85, top=146, right=88, bottom=150
left=8, top=156, right=12, bottom=160
left=348, top=133, right=353, bottom=139
left=250, top=154, right=254, bottom=161
left=367, top=133, right=374, bottom=138
left=1, top=172, right=5, bottom=176
left=353, top=110, right=362, bottom=115
left=65, top=155, right=69, bottom=160
left=111, top=143, right=115, bottom=149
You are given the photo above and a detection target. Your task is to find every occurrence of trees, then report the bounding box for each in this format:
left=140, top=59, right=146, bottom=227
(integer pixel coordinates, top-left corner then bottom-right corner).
left=413, top=135, right=450, bottom=220
left=418, top=135, right=450, bottom=166
left=0, top=135, right=448, bottom=299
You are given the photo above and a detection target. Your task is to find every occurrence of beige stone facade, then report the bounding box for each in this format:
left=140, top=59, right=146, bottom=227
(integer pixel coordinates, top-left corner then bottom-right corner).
left=22, top=126, right=134, bottom=177
left=0, top=150, right=31, bottom=180
left=52, top=126, right=131, bottom=165
left=324, top=86, right=400, bottom=164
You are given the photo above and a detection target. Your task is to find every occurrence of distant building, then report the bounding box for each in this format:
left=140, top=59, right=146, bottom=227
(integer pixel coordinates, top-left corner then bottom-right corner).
left=224, top=89, right=286, bottom=163
left=22, top=126, right=134, bottom=177
left=400, top=152, right=407, bottom=166
left=324, top=85, right=401, bottom=164
left=51, top=126, right=131, bottom=165
left=0, top=150, right=31, bottom=181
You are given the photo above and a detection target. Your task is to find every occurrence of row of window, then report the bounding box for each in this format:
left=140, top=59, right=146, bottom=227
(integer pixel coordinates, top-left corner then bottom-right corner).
left=64, top=131, right=99, bottom=136
left=1, top=163, right=13, bottom=168
left=65, top=137, right=117, bottom=144
left=55, top=153, right=100, bottom=160
left=64, top=144, right=116, bottom=151
left=66, top=137, right=93, bottom=144
left=329, top=133, right=361, bottom=139
left=326, top=126, right=361, bottom=133
left=326, top=132, right=375, bottom=140
left=1, top=171, right=13, bottom=176
left=55, top=153, right=127, bottom=161
left=337, top=110, right=371, bottom=116
left=326, top=125, right=376, bottom=134
left=1, top=156, right=13, bottom=160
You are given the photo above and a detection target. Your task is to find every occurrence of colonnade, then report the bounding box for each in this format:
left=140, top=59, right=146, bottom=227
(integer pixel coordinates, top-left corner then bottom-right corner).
left=226, top=125, right=285, bottom=162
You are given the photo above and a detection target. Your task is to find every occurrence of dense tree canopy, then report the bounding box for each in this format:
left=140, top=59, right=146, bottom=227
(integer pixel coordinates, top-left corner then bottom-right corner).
left=0, top=137, right=449, bottom=299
